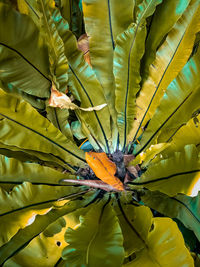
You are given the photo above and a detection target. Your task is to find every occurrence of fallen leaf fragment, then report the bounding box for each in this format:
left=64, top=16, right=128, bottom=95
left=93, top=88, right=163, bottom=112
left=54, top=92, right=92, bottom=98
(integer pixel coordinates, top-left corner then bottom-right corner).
left=49, top=85, right=107, bottom=111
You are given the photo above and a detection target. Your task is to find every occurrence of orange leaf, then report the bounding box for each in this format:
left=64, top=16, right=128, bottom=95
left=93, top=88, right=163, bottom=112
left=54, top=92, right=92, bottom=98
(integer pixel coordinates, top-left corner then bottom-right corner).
left=85, top=152, right=124, bottom=191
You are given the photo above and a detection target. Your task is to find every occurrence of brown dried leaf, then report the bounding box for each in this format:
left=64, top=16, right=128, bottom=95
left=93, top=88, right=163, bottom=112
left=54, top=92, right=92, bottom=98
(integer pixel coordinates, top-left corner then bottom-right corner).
left=126, top=166, right=139, bottom=178
left=123, top=154, right=135, bottom=166
left=59, top=179, right=119, bottom=192
left=49, top=85, right=107, bottom=111
left=78, top=34, right=92, bottom=67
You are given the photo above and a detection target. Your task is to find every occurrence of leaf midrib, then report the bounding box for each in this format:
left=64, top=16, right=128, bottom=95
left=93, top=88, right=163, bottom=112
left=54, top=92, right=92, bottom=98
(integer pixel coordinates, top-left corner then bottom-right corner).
left=132, top=6, right=197, bottom=143
left=171, top=196, right=200, bottom=224
left=0, top=43, right=51, bottom=83
left=0, top=189, right=88, bottom=217
left=135, top=92, right=193, bottom=155
left=0, top=112, right=86, bottom=165
left=129, top=169, right=200, bottom=185
left=86, top=198, right=110, bottom=264
left=69, top=65, right=110, bottom=153
left=123, top=0, right=154, bottom=151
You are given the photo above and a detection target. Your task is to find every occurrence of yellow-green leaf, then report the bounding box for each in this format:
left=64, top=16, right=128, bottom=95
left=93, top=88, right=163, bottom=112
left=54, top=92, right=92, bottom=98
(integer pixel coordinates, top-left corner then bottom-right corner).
left=141, top=190, right=200, bottom=241
left=124, top=218, right=194, bottom=267
left=130, top=145, right=200, bottom=196
left=0, top=90, right=85, bottom=171
left=131, top=0, right=200, bottom=143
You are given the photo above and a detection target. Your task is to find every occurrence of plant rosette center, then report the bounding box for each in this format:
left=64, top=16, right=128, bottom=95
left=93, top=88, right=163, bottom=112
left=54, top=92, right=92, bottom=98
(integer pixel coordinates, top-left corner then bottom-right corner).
left=61, top=151, right=141, bottom=194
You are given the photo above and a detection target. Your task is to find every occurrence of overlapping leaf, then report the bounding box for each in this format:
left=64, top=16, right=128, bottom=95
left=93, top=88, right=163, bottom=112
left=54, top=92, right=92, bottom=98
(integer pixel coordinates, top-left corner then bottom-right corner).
left=0, top=181, right=87, bottom=247
left=113, top=194, right=152, bottom=257
left=0, top=141, right=71, bottom=170
left=0, top=80, right=46, bottom=110
left=136, top=47, right=200, bottom=154
left=0, top=2, right=51, bottom=98
left=0, top=155, right=76, bottom=186
left=43, top=6, right=113, bottom=152
left=141, top=190, right=200, bottom=241
left=0, top=190, right=97, bottom=265
left=5, top=217, right=68, bottom=267
left=62, top=199, right=124, bottom=267
left=129, top=143, right=169, bottom=168
left=114, top=23, right=145, bottom=150
left=130, top=145, right=200, bottom=196
left=124, top=218, right=193, bottom=266
left=131, top=0, right=200, bottom=144
left=25, top=0, right=69, bottom=93
left=114, top=0, right=162, bottom=150
left=82, top=0, right=134, bottom=121
left=0, top=90, right=85, bottom=171
left=46, top=106, right=74, bottom=141
left=141, top=0, right=191, bottom=80
left=165, top=114, right=200, bottom=153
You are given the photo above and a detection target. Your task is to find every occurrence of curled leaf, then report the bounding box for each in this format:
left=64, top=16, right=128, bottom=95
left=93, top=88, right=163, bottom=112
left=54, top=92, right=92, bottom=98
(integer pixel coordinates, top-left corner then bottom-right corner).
left=49, top=85, right=107, bottom=111
left=85, top=152, right=124, bottom=191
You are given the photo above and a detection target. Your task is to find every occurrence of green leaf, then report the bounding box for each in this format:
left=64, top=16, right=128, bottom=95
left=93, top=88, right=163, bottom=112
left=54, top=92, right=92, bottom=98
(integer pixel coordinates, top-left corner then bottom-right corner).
left=131, top=0, right=200, bottom=144
left=62, top=199, right=125, bottom=267
left=164, top=114, right=200, bottom=154
left=0, top=190, right=97, bottom=265
left=4, top=204, right=95, bottom=267
left=82, top=0, right=134, bottom=124
left=129, top=143, right=170, bottom=168
left=0, top=141, right=70, bottom=170
left=124, top=218, right=194, bottom=267
left=0, top=155, right=76, bottom=186
left=46, top=107, right=74, bottom=140
left=0, top=2, right=51, bottom=98
left=46, top=8, right=113, bottom=152
left=67, top=56, right=112, bottom=153
left=0, top=80, right=46, bottom=110
left=28, top=0, right=69, bottom=93
left=56, top=0, right=72, bottom=27
left=114, top=23, right=145, bottom=150
left=135, top=0, right=162, bottom=25
left=5, top=217, right=68, bottom=267
left=113, top=194, right=153, bottom=257
left=71, top=120, right=86, bottom=140
left=0, top=90, right=85, bottom=171
left=130, top=145, right=200, bottom=196
left=141, top=190, right=200, bottom=241
left=0, top=145, right=42, bottom=165
left=141, top=0, right=191, bottom=80
left=113, top=0, right=162, bottom=150
left=157, top=89, right=200, bottom=146
left=0, top=181, right=86, bottom=247
left=136, top=47, right=200, bottom=154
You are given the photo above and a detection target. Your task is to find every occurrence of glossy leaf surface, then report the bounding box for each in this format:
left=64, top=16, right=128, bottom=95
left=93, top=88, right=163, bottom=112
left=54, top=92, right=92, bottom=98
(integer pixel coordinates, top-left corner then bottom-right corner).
left=0, top=2, right=51, bottom=98
left=0, top=90, right=85, bottom=171
left=130, top=145, right=200, bottom=196
left=142, top=190, right=200, bottom=241
left=62, top=199, right=124, bottom=267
